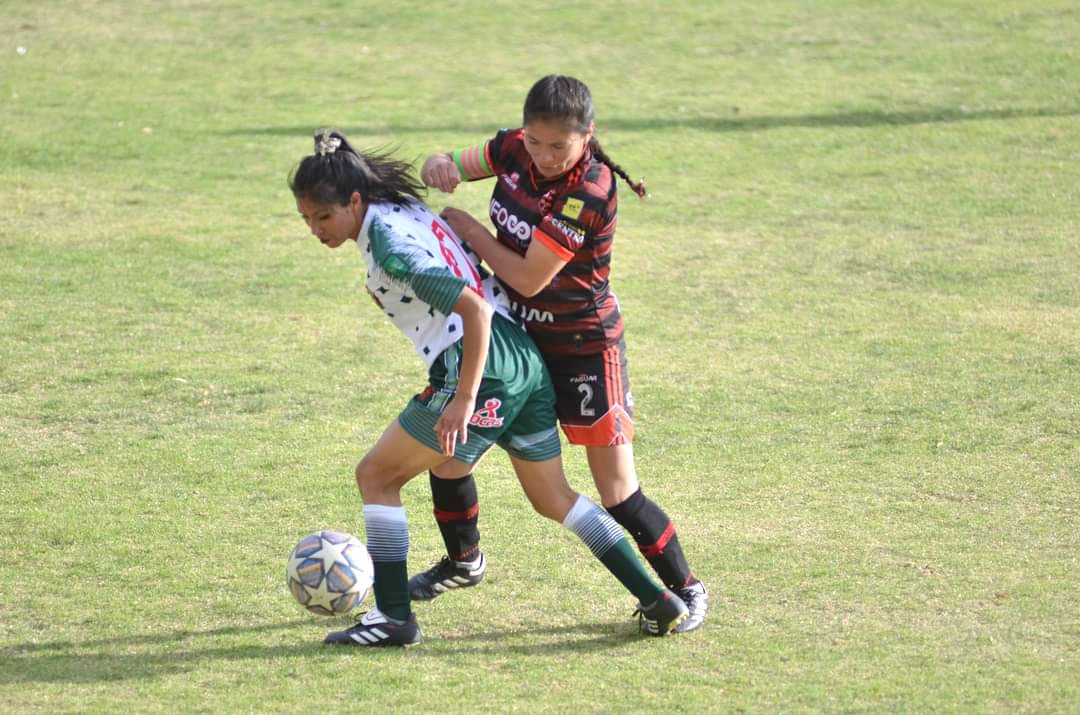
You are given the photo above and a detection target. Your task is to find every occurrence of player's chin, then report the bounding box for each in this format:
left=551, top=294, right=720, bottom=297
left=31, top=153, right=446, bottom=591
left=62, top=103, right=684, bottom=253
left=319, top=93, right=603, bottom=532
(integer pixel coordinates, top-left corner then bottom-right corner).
left=319, top=235, right=348, bottom=248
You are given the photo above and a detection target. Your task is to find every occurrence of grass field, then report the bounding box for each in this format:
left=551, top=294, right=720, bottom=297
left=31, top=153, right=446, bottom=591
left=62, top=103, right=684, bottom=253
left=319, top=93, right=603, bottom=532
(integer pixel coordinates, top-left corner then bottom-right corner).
left=2, top=0, right=1078, bottom=711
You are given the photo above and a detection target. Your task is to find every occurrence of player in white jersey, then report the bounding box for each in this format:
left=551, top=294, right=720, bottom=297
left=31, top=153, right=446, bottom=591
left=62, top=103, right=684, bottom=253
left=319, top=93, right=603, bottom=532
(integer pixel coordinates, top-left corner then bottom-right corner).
left=358, top=198, right=512, bottom=366
left=288, top=129, right=688, bottom=647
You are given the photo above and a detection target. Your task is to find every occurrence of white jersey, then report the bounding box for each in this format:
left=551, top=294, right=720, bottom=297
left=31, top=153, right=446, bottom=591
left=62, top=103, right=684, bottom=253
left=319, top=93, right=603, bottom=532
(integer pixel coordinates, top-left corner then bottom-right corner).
left=356, top=201, right=516, bottom=367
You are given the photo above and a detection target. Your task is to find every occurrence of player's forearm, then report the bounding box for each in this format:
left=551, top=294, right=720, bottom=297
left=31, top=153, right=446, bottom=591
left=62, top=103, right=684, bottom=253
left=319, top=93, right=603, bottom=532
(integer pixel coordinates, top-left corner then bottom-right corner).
left=467, top=230, right=542, bottom=295
left=442, top=207, right=559, bottom=297
left=452, top=291, right=494, bottom=401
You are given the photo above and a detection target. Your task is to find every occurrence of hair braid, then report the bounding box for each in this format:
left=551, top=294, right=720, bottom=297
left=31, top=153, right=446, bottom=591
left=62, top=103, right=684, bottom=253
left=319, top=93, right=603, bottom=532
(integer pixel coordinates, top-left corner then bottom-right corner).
left=590, top=138, right=648, bottom=199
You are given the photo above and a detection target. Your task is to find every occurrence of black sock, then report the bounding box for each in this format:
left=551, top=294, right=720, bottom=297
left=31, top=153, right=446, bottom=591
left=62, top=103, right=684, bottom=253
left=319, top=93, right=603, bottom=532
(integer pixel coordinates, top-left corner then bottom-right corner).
left=606, top=488, right=694, bottom=590
left=429, top=472, right=481, bottom=562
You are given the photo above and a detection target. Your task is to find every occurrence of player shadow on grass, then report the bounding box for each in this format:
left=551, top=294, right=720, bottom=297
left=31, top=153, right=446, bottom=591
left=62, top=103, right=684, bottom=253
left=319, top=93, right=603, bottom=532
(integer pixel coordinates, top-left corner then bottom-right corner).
left=0, top=620, right=645, bottom=683
left=413, top=620, right=645, bottom=658
left=0, top=620, right=312, bottom=684
left=0, top=619, right=313, bottom=656
left=228, top=105, right=1079, bottom=138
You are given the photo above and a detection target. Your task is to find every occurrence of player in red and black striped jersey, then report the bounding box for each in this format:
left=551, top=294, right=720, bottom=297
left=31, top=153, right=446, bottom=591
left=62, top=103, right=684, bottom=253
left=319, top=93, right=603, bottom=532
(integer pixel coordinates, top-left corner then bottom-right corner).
left=447, top=126, right=622, bottom=358
left=416, top=75, right=708, bottom=633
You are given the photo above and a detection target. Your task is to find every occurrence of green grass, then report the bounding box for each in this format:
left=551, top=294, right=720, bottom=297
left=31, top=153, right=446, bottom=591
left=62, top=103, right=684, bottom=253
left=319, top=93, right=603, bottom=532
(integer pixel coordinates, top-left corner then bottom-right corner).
left=2, top=0, right=1078, bottom=711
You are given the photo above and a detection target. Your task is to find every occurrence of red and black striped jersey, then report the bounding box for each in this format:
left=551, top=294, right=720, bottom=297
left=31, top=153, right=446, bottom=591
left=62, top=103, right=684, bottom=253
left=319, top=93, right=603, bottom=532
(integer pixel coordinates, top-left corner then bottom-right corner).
left=452, top=128, right=623, bottom=357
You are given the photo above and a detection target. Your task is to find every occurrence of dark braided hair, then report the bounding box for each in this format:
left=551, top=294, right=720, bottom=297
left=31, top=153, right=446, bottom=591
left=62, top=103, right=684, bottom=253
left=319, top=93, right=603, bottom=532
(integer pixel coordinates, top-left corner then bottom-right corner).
left=523, top=75, right=648, bottom=199
left=289, top=128, right=426, bottom=206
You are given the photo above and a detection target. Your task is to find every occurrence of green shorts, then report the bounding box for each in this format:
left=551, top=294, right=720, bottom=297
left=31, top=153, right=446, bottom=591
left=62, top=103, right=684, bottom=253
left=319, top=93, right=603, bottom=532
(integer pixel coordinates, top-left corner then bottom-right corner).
left=398, top=313, right=562, bottom=465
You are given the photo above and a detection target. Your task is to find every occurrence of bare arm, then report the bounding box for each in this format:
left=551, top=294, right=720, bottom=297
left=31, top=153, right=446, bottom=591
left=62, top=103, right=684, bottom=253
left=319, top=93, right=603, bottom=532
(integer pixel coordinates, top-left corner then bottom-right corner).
left=441, top=207, right=568, bottom=298
left=434, top=286, right=493, bottom=457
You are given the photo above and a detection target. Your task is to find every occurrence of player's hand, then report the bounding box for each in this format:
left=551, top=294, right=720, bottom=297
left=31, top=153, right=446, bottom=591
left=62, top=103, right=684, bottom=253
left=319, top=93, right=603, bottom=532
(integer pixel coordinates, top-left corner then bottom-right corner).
left=434, top=394, right=474, bottom=457
left=421, top=154, right=462, bottom=194
left=440, top=207, right=486, bottom=246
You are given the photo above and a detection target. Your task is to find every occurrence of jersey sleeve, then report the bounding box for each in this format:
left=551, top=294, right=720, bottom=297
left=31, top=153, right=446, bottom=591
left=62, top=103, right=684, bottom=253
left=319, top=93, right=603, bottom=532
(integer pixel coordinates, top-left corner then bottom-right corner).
left=368, top=217, right=468, bottom=315
left=450, top=129, right=510, bottom=181
left=532, top=189, right=601, bottom=262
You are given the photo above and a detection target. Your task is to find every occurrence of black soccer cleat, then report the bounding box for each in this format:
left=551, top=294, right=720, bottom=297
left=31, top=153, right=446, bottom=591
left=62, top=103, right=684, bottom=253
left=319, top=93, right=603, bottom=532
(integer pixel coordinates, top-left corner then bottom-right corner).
left=634, top=589, right=690, bottom=636
left=323, top=608, right=421, bottom=647
left=408, top=553, right=486, bottom=601
left=674, top=580, right=708, bottom=633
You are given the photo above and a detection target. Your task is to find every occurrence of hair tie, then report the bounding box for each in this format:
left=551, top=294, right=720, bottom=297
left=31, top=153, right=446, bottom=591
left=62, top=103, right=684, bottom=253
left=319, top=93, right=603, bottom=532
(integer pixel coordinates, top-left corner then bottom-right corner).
left=315, top=129, right=342, bottom=157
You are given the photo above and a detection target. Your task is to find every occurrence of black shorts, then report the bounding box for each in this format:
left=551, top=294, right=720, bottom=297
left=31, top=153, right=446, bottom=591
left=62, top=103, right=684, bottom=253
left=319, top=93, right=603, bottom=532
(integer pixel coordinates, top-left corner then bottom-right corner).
left=543, top=338, right=635, bottom=446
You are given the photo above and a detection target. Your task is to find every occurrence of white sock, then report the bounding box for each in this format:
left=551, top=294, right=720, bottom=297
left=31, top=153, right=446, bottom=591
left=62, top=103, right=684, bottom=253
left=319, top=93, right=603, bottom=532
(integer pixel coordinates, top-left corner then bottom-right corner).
left=561, top=494, right=625, bottom=558
left=362, top=503, right=409, bottom=562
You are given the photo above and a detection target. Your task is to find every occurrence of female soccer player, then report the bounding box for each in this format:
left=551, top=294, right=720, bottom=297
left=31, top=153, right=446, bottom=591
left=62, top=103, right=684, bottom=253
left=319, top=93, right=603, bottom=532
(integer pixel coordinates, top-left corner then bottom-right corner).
left=416, top=75, right=707, bottom=634
left=290, top=129, right=688, bottom=646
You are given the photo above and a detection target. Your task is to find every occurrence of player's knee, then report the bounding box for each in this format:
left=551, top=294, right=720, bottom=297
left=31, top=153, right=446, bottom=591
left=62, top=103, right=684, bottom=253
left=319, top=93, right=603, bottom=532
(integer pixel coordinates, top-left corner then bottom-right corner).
left=355, top=452, right=415, bottom=501
left=524, top=493, right=557, bottom=521
left=354, top=454, right=389, bottom=493
left=528, top=486, right=578, bottom=522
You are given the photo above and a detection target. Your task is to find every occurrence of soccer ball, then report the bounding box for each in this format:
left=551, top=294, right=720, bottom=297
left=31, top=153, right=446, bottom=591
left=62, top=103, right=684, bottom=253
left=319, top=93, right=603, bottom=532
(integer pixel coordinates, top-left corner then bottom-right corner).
left=286, top=530, right=373, bottom=616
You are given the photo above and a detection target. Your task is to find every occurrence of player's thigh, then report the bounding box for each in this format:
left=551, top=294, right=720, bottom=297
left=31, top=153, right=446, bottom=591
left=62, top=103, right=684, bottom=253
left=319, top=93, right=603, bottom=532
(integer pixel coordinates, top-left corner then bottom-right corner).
left=357, top=420, right=462, bottom=499
left=494, top=365, right=561, bottom=464
left=399, top=386, right=500, bottom=466
left=431, top=453, right=489, bottom=480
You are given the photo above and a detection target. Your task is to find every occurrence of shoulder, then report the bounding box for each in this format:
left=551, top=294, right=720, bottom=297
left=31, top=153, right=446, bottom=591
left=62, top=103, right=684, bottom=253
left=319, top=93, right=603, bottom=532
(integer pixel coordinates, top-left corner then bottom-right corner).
left=367, top=200, right=434, bottom=238
left=489, top=127, right=524, bottom=159
left=364, top=203, right=439, bottom=276
left=580, top=155, right=615, bottom=199
left=556, top=157, right=616, bottom=229
left=495, top=127, right=525, bottom=144
left=364, top=204, right=400, bottom=246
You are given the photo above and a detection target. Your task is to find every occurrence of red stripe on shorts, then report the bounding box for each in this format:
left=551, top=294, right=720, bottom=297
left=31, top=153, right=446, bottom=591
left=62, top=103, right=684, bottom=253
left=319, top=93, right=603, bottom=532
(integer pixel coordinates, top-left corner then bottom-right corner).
left=604, top=346, right=617, bottom=409
left=611, top=346, right=625, bottom=408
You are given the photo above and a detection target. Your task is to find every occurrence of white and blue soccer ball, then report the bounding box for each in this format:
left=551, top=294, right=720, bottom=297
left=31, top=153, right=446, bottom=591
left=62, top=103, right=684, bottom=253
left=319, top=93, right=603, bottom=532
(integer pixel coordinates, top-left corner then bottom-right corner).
left=286, top=530, right=373, bottom=616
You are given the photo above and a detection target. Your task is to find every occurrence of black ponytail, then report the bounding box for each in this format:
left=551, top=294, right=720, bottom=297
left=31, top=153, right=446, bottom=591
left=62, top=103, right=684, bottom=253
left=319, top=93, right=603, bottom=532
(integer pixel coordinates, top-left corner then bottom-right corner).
left=289, top=128, right=426, bottom=206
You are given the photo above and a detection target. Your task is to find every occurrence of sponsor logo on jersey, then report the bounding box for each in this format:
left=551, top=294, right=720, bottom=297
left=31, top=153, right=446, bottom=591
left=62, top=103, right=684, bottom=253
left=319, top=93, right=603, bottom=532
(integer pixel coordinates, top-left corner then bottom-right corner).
left=501, top=172, right=520, bottom=190
left=490, top=198, right=532, bottom=242
left=561, top=197, right=584, bottom=220
left=510, top=300, right=555, bottom=323
left=548, top=216, right=585, bottom=246
left=469, top=398, right=505, bottom=428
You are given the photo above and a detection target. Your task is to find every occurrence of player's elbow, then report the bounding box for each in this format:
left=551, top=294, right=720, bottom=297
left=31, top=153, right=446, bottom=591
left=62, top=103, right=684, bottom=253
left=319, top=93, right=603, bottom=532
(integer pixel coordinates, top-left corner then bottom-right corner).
left=514, top=278, right=548, bottom=298
left=462, top=294, right=494, bottom=326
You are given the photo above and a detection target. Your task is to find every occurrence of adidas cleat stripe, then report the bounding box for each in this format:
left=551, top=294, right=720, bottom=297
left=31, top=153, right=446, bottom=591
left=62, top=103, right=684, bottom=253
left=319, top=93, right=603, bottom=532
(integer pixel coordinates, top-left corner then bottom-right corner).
left=408, top=554, right=487, bottom=601
left=328, top=609, right=421, bottom=647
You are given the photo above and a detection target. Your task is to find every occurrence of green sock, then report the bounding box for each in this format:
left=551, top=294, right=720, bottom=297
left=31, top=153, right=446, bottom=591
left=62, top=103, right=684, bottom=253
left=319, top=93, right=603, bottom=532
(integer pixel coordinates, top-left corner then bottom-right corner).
left=599, top=539, right=664, bottom=605
left=372, top=561, right=411, bottom=622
